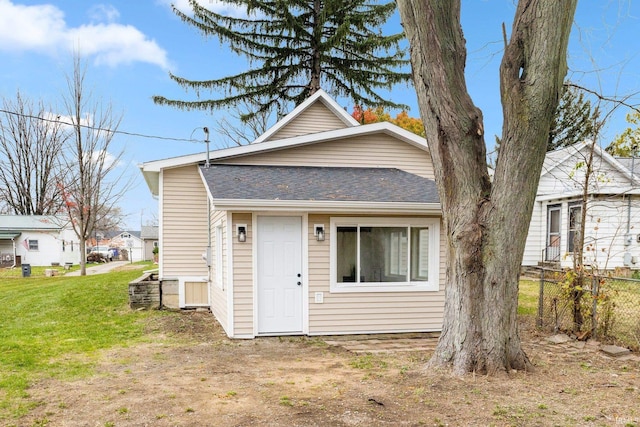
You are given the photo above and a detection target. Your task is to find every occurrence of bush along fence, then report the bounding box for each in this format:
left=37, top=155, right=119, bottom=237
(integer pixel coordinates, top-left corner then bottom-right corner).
left=537, top=268, right=640, bottom=351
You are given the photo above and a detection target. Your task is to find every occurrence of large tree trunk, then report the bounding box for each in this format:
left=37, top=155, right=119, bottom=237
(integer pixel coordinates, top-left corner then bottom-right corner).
left=397, top=0, right=576, bottom=374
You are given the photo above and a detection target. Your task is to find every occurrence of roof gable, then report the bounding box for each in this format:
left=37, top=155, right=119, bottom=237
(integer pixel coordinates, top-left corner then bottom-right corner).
left=539, top=141, right=640, bottom=198
left=252, top=89, right=359, bottom=144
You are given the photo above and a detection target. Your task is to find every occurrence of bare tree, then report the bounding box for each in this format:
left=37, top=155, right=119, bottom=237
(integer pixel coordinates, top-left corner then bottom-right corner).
left=58, top=56, right=127, bottom=276
left=215, top=102, right=272, bottom=146
left=0, top=91, right=68, bottom=215
left=397, top=0, right=577, bottom=374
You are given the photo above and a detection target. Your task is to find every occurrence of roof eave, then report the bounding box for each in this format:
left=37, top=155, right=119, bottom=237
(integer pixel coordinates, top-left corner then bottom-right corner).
left=209, top=199, right=441, bottom=214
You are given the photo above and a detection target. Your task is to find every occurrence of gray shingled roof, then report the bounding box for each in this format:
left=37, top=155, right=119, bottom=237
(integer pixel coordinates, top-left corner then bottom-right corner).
left=200, top=165, right=439, bottom=204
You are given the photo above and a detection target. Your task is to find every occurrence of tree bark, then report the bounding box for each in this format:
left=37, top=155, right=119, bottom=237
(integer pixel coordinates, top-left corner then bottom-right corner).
left=397, top=0, right=576, bottom=374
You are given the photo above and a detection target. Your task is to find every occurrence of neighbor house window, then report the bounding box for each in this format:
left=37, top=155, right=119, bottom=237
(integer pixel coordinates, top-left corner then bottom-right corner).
left=62, top=240, right=66, bottom=252
left=568, top=203, right=582, bottom=253
left=330, top=217, right=439, bottom=292
left=28, top=240, right=39, bottom=251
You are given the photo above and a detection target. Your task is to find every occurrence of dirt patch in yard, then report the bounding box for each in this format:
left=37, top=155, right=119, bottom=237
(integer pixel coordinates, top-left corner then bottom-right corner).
left=15, top=312, right=640, bottom=427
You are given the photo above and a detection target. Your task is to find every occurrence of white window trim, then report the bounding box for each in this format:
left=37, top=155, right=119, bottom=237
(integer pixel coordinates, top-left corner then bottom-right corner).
left=215, top=222, right=224, bottom=290
left=28, top=239, right=39, bottom=251
left=329, top=217, right=440, bottom=293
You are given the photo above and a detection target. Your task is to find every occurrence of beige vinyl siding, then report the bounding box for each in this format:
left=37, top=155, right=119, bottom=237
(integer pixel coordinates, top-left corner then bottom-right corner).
left=268, top=102, right=349, bottom=141
left=162, top=165, right=209, bottom=277
left=232, top=212, right=254, bottom=336
left=220, top=134, right=433, bottom=179
left=209, top=208, right=228, bottom=332
left=307, top=214, right=445, bottom=335
left=185, top=281, right=208, bottom=305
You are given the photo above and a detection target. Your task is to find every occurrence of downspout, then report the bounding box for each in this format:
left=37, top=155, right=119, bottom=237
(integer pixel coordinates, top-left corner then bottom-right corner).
left=624, top=156, right=635, bottom=266
left=10, top=237, right=17, bottom=269
left=627, top=156, right=634, bottom=237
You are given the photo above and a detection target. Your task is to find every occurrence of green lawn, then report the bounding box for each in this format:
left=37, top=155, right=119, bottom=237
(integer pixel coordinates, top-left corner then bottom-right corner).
left=518, top=279, right=539, bottom=316
left=0, top=268, right=548, bottom=421
left=0, top=263, right=163, bottom=419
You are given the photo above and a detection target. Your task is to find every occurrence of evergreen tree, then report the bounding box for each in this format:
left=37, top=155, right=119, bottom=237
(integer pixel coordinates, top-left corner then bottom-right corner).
left=548, top=83, right=601, bottom=151
left=153, top=0, right=410, bottom=120
left=606, top=110, right=640, bottom=157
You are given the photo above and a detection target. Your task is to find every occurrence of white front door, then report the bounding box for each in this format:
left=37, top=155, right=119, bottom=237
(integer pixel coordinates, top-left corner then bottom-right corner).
left=257, top=216, right=303, bottom=334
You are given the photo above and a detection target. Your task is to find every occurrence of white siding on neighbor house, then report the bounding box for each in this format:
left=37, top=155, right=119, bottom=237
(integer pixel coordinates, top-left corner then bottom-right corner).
left=580, top=196, right=640, bottom=270
left=161, top=165, right=209, bottom=278
left=268, top=101, right=350, bottom=141
left=522, top=202, right=545, bottom=266
left=219, top=134, right=434, bottom=179
left=525, top=196, right=640, bottom=270
left=232, top=212, right=254, bottom=337
left=209, top=208, right=229, bottom=333
left=14, top=230, right=80, bottom=267
left=307, top=214, right=445, bottom=335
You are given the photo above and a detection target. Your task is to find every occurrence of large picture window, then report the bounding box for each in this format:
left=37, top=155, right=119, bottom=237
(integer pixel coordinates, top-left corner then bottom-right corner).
left=331, top=218, right=439, bottom=292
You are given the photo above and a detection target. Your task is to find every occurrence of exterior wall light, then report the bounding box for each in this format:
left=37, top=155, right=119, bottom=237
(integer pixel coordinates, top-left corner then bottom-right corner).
left=314, top=224, right=325, bottom=242
left=237, top=224, right=247, bottom=243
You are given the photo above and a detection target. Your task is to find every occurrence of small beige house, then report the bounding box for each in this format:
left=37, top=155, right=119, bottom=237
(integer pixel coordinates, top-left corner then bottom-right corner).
left=141, top=90, right=445, bottom=338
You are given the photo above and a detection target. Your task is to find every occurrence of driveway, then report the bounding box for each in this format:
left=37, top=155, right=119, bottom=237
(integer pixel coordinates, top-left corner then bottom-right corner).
left=66, top=261, right=129, bottom=276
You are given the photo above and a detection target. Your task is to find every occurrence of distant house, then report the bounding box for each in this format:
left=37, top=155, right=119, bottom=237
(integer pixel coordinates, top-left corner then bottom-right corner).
left=522, top=141, right=640, bottom=271
left=108, top=231, right=144, bottom=262
left=0, top=215, right=80, bottom=267
left=141, top=90, right=444, bottom=339
left=141, top=225, right=159, bottom=261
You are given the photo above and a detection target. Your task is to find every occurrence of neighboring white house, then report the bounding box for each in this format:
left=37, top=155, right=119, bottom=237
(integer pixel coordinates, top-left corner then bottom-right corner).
left=0, top=215, right=80, bottom=267
left=522, top=141, right=640, bottom=271
left=140, top=89, right=444, bottom=339
left=108, top=230, right=144, bottom=262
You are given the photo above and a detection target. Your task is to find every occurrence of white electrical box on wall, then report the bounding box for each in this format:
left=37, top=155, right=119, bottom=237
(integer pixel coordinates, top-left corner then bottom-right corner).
left=314, top=292, right=324, bottom=303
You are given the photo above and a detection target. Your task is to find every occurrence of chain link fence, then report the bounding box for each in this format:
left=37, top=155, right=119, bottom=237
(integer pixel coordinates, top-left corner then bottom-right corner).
left=536, top=268, right=640, bottom=351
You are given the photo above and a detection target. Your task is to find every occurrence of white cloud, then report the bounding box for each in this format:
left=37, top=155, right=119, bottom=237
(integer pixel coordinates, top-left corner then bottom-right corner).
left=158, top=0, right=251, bottom=18
left=88, top=4, right=120, bottom=23
left=0, top=0, right=169, bottom=69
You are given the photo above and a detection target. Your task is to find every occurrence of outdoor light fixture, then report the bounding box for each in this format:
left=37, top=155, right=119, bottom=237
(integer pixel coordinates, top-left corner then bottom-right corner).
left=237, top=225, right=247, bottom=243
left=314, top=224, right=325, bottom=242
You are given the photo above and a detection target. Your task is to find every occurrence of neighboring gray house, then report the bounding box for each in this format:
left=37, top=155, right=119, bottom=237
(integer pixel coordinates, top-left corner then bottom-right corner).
left=0, top=215, right=80, bottom=267
left=141, top=225, right=159, bottom=261
left=522, top=141, right=640, bottom=271
left=140, top=90, right=444, bottom=339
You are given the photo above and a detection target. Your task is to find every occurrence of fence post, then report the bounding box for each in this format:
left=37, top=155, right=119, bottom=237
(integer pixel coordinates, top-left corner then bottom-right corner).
left=537, top=268, right=545, bottom=328
left=591, top=274, right=598, bottom=339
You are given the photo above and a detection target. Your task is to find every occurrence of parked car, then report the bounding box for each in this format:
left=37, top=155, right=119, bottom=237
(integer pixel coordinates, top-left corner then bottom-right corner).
left=88, top=246, right=114, bottom=262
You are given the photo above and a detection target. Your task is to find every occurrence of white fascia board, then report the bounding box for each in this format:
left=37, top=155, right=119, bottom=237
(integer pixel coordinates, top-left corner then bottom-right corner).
left=252, top=89, right=359, bottom=144
left=210, top=199, right=441, bottom=215
left=536, top=188, right=640, bottom=202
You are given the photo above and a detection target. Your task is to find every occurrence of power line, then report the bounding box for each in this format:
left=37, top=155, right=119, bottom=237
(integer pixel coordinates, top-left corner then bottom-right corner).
left=0, top=108, right=206, bottom=144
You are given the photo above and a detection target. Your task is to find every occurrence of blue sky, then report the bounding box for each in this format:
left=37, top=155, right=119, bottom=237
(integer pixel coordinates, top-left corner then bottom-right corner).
left=0, top=0, right=638, bottom=229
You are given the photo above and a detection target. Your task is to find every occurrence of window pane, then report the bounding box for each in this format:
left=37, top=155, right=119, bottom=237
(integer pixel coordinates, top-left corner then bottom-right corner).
left=361, top=227, right=407, bottom=283
left=28, top=240, right=38, bottom=251
left=411, top=227, right=429, bottom=281
left=336, top=226, right=357, bottom=283
left=568, top=205, right=582, bottom=252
